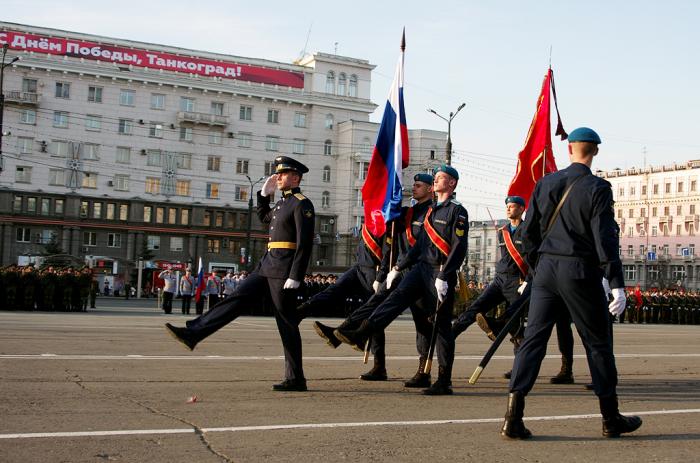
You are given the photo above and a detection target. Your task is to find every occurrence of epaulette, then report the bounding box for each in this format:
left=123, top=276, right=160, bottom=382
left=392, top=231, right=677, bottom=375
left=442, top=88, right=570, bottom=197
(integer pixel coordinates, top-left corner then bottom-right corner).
left=450, top=199, right=461, bottom=206
left=294, top=193, right=306, bottom=201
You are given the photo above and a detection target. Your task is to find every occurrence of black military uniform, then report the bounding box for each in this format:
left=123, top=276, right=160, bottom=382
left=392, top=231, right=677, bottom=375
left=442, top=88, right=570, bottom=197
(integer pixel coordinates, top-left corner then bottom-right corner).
left=336, top=165, right=468, bottom=395
left=502, top=127, right=641, bottom=439
left=166, top=156, right=315, bottom=391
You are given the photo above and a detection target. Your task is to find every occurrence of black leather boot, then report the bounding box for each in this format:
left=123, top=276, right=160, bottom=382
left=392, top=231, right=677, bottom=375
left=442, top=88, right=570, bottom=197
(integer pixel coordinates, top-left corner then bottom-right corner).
left=360, top=355, right=387, bottom=381
left=501, top=391, right=532, bottom=439
left=600, top=396, right=642, bottom=437
left=550, top=356, right=574, bottom=384
left=164, top=323, right=199, bottom=351
left=334, top=320, right=373, bottom=352
left=404, top=356, right=431, bottom=388
left=296, top=301, right=313, bottom=319
left=422, top=365, right=453, bottom=395
left=313, top=321, right=343, bottom=348
left=272, top=378, right=308, bottom=392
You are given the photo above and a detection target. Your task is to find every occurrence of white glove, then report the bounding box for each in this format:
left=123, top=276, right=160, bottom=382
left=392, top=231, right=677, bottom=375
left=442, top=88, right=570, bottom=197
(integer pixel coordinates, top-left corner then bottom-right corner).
left=608, top=287, right=626, bottom=316
left=261, top=175, right=277, bottom=197
left=386, top=269, right=400, bottom=289
left=283, top=279, right=300, bottom=290
left=517, top=281, right=528, bottom=295
left=435, top=278, right=448, bottom=303
left=372, top=280, right=381, bottom=293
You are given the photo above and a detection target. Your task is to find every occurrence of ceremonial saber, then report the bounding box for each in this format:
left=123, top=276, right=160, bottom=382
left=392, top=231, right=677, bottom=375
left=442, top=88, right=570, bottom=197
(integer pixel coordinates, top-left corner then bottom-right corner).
left=424, top=264, right=445, bottom=375
left=469, top=287, right=530, bottom=384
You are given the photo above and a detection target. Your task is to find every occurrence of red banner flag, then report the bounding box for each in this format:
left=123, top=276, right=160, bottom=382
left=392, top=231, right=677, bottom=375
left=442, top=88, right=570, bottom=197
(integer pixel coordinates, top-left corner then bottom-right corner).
left=507, top=69, right=566, bottom=208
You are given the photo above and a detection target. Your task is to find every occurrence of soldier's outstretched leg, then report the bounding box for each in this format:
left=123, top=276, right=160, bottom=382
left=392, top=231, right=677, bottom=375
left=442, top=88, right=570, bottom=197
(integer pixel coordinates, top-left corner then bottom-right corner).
left=550, top=313, right=574, bottom=384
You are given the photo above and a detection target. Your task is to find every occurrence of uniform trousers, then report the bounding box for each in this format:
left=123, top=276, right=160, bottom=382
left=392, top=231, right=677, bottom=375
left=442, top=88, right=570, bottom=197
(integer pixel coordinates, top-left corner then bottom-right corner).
left=509, top=255, right=618, bottom=398
left=185, top=273, right=304, bottom=381
left=452, top=273, right=520, bottom=336
left=367, top=261, right=455, bottom=371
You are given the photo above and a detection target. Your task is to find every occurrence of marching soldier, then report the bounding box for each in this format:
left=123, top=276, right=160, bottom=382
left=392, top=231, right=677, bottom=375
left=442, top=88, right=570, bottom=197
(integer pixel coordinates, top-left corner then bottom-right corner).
left=165, top=156, right=315, bottom=391
left=334, top=165, right=468, bottom=395
left=501, top=127, right=641, bottom=439
left=311, top=173, right=435, bottom=384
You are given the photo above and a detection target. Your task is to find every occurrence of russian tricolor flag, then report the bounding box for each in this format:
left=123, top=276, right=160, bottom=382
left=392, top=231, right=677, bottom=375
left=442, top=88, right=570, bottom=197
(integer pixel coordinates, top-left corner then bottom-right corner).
left=361, top=30, right=410, bottom=237
left=194, top=257, right=206, bottom=303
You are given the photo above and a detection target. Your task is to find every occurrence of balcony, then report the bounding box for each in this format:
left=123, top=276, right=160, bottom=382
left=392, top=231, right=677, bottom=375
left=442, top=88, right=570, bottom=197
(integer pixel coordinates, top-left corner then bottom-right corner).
left=658, top=215, right=671, bottom=224
left=685, top=214, right=699, bottom=223
left=4, top=90, right=40, bottom=106
left=684, top=255, right=696, bottom=262
left=634, top=254, right=646, bottom=262
left=177, top=111, right=228, bottom=127
left=636, top=217, right=646, bottom=225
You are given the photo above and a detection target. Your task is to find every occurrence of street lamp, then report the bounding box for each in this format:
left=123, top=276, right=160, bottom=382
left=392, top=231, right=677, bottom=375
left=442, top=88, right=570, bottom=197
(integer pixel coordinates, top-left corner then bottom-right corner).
left=0, top=44, right=21, bottom=173
left=427, top=102, right=466, bottom=166
left=244, top=175, right=265, bottom=269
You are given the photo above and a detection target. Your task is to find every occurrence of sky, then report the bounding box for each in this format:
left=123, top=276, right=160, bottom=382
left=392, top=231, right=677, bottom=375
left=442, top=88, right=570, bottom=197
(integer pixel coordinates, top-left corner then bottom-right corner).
left=4, top=0, right=699, bottom=219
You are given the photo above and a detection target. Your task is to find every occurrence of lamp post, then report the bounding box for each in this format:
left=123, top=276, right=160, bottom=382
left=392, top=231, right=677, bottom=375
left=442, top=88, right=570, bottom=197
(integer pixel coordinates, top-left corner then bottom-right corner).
left=427, top=102, right=466, bottom=166
left=244, top=175, right=265, bottom=270
left=0, top=44, right=21, bottom=173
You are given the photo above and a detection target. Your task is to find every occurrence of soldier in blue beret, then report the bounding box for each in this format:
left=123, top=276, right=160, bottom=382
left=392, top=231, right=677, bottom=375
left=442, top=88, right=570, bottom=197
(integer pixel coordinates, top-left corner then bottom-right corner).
left=567, top=127, right=602, bottom=145
left=434, top=164, right=459, bottom=181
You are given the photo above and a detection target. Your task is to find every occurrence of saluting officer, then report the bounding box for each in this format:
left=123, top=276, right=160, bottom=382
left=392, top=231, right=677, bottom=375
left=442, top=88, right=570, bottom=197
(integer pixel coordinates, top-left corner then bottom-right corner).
left=501, top=127, right=641, bottom=439
left=335, top=165, right=468, bottom=395
left=166, top=156, right=315, bottom=392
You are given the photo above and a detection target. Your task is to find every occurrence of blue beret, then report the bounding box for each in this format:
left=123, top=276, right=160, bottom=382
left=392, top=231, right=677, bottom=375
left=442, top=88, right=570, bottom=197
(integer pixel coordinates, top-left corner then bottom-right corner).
left=568, top=127, right=601, bottom=144
left=433, top=164, right=459, bottom=180
left=505, top=195, right=525, bottom=207
left=414, top=173, right=434, bottom=185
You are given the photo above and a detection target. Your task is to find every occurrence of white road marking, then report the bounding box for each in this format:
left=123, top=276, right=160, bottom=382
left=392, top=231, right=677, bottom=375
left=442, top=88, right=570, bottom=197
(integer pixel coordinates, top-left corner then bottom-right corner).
left=1, top=408, right=698, bottom=440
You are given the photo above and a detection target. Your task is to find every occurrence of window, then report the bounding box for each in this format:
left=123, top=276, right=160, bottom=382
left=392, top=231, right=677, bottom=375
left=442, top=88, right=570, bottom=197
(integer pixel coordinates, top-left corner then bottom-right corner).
left=92, top=202, right=102, bottom=219
left=652, top=207, right=657, bottom=217
left=624, top=265, right=637, bottom=281
left=678, top=182, right=684, bottom=193
left=149, top=122, right=163, bottom=138
left=323, top=166, right=331, bottom=182
left=691, top=204, right=696, bottom=214
left=292, top=139, right=305, bottom=154
left=337, top=73, right=347, bottom=95
left=642, top=185, right=647, bottom=195
left=19, top=108, right=36, bottom=124
left=265, top=136, right=279, bottom=151
left=83, top=232, right=97, bottom=247
left=106, top=203, right=116, bottom=220
left=207, top=239, right=221, bottom=254
left=116, top=147, right=131, bottom=164
left=215, top=212, right=224, bottom=227
left=665, top=183, right=671, bottom=194
left=145, top=177, right=160, bottom=194
left=294, top=112, right=307, bottom=128
left=176, top=180, right=190, bottom=196
left=211, top=102, right=224, bottom=116
left=119, top=204, right=128, bottom=221
left=618, top=187, right=624, bottom=197
left=267, top=109, right=279, bottom=123
left=12, top=196, right=22, bottom=212
left=15, top=166, right=31, bottom=183
left=677, top=205, right=683, bottom=215
left=22, top=78, right=38, bottom=93
left=17, top=137, right=33, bottom=154
left=155, top=207, right=165, bottom=224
left=151, top=93, right=165, bottom=110
left=238, top=132, right=252, bottom=148
left=692, top=180, right=697, bottom=192
left=677, top=224, right=682, bottom=236
left=181, top=209, right=190, bottom=225
left=26, top=197, right=37, bottom=213
left=55, top=82, right=70, bottom=98
left=40, top=198, right=50, bottom=216
left=83, top=143, right=99, bottom=160
left=325, top=114, right=334, bottom=130
left=652, top=225, right=658, bottom=237
left=147, top=235, right=160, bottom=250
left=676, top=244, right=683, bottom=255
left=349, top=74, right=358, bottom=97
left=208, top=130, right=222, bottom=145
left=180, top=97, right=195, bottom=112
left=321, top=191, right=330, bottom=208
left=628, top=208, right=634, bottom=219
left=627, top=245, right=634, bottom=256
left=114, top=174, right=129, bottom=191
left=207, top=183, right=220, bottom=199
left=147, top=150, right=162, bottom=166
left=204, top=212, right=212, bottom=227
left=325, top=71, right=335, bottom=93
left=17, top=227, right=31, bottom=242
left=207, top=156, right=221, bottom=171
left=663, top=244, right=669, bottom=255
left=82, top=172, right=97, bottom=188
left=361, top=137, right=372, bottom=153
left=357, top=161, right=370, bottom=180
left=175, top=153, right=192, bottom=170
left=664, top=206, right=670, bottom=216
left=80, top=201, right=89, bottom=217
left=320, top=218, right=333, bottom=234
left=640, top=208, right=646, bottom=217
left=53, top=111, right=68, bottom=128
left=118, top=118, right=133, bottom=135
left=143, top=206, right=152, bottom=222
left=239, top=105, right=253, bottom=121
left=108, top=233, right=121, bottom=248
left=235, top=185, right=249, bottom=201
left=264, top=161, right=275, bottom=176
left=170, top=236, right=184, bottom=252
left=119, top=89, right=135, bottom=106
left=55, top=199, right=64, bottom=214
left=179, top=127, right=193, bottom=141
left=653, top=184, right=659, bottom=195
left=87, top=86, right=103, bottom=103
left=324, top=140, right=332, bottom=156
left=168, top=208, right=177, bottom=224
left=355, top=189, right=363, bottom=207
left=236, top=159, right=249, bottom=174
left=630, top=185, right=636, bottom=195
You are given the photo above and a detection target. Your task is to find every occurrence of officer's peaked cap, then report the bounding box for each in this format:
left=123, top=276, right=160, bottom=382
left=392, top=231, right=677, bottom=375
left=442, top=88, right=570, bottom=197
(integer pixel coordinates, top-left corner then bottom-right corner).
left=274, top=156, right=309, bottom=174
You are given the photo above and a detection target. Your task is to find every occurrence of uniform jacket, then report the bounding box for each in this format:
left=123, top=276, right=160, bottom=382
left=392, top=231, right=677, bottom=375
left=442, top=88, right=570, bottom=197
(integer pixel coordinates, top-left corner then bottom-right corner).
left=377, top=199, right=431, bottom=281
left=495, top=222, right=530, bottom=281
left=179, top=275, right=195, bottom=296
left=256, top=187, right=315, bottom=281
left=158, top=271, right=177, bottom=293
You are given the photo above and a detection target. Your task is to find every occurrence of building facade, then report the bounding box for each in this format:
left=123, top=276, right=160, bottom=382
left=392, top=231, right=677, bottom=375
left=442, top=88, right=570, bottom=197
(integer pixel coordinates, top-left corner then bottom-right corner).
left=466, top=219, right=507, bottom=284
left=598, top=160, right=700, bottom=290
left=0, top=23, right=446, bottom=282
